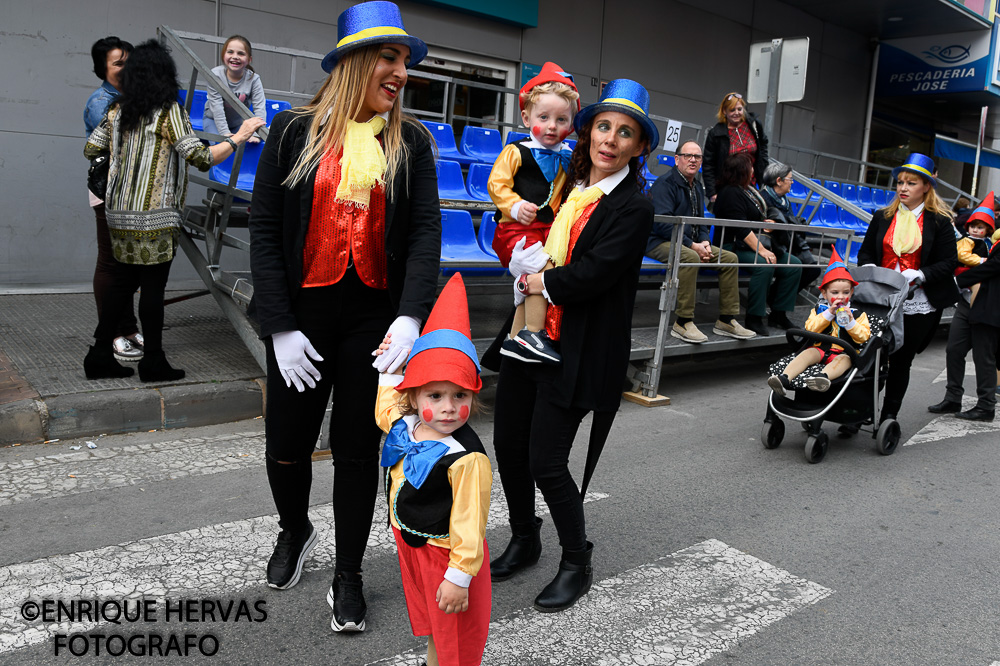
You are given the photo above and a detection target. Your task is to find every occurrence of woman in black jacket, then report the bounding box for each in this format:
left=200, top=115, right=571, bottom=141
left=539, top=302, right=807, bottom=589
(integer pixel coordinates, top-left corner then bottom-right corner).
left=247, top=2, right=440, bottom=633
left=703, top=91, right=769, bottom=203
left=857, top=153, right=959, bottom=421
left=714, top=153, right=802, bottom=336
left=487, top=80, right=655, bottom=614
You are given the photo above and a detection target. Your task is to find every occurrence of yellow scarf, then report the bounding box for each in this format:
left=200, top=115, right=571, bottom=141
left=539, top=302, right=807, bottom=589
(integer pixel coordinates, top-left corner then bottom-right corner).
left=336, top=116, right=387, bottom=208
left=892, top=205, right=922, bottom=256
left=543, top=185, right=604, bottom=266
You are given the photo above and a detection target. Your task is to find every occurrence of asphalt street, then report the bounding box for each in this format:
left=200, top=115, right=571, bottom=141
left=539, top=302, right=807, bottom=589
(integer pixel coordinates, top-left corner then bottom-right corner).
left=2, top=335, right=999, bottom=665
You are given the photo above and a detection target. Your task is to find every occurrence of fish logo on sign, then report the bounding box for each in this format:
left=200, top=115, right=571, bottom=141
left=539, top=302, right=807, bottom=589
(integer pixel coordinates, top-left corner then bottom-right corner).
left=922, top=44, right=972, bottom=64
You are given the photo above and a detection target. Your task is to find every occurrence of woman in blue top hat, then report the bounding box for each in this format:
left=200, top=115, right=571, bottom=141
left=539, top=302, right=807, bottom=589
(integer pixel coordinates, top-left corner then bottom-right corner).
left=858, top=152, right=958, bottom=423
left=486, top=79, right=655, bottom=613
left=248, top=0, right=440, bottom=634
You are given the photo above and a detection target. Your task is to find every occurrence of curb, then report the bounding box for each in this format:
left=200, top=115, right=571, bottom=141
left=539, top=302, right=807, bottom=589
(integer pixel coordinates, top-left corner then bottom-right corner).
left=0, top=379, right=264, bottom=446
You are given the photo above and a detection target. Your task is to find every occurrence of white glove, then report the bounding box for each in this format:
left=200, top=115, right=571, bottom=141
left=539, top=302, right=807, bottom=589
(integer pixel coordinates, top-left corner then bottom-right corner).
left=272, top=330, right=323, bottom=392
left=900, top=268, right=923, bottom=283
left=508, top=237, right=550, bottom=278
left=513, top=279, right=526, bottom=307
left=373, top=315, right=421, bottom=373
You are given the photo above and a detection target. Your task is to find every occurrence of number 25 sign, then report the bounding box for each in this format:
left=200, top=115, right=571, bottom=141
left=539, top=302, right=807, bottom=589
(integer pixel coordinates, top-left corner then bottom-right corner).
left=662, top=120, right=682, bottom=153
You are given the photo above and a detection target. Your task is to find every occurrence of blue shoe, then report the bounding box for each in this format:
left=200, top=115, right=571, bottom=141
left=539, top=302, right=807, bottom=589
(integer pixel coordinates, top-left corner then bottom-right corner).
left=513, top=328, right=562, bottom=365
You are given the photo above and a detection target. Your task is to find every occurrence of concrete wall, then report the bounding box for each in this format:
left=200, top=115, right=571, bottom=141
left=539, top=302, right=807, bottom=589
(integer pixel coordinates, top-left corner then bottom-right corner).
left=1, top=0, right=875, bottom=288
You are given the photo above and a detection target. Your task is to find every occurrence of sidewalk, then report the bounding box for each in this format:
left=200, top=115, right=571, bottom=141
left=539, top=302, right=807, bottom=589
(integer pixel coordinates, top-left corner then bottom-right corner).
left=0, top=292, right=265, bottom=445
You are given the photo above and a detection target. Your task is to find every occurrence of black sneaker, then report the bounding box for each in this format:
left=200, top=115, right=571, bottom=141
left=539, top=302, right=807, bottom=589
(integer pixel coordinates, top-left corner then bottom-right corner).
left=500, top=335, right=542, bottom=363
left=266, top=522, right=317, bottom=590
left=327, top=571, right=367, bottom=632
left=512, top=328, right=561, bottom=364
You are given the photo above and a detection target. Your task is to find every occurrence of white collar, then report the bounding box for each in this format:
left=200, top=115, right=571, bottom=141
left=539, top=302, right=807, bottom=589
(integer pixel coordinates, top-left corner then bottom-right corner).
left=319, top=109, right=389, bottom=128
left=574, top=163, right=629, bottom=196
left=522, top=135, right=572, bottom=152
left=899, top=201, right=925, bottom=217
left=401, top=414, right=464, bottom=454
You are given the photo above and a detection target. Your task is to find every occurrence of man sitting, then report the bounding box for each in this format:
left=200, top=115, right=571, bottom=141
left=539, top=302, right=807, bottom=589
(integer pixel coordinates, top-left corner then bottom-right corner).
left=646, top=141, right=755, bottom=343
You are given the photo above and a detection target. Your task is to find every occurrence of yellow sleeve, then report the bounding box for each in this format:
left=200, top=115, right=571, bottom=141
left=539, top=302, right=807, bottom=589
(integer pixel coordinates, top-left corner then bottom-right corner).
left=845, top=312, right=871, bottom=345
left=445, top=452, right=492, bottom=578
left=374, top=374, right=405, bottom=434
left=804, top=308, right=832, bottom=333
left=487, top=144, right=524, bottom=222
left=992, top=228, right=1000, bottom=244
left=957, top=238, right=981, bottom=267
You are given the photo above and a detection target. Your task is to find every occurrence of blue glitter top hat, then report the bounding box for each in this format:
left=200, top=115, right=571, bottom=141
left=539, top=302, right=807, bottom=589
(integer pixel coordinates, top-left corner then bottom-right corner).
left=321, top=1, right=428, bottom=73
left=574, top=79, right=659, bottom=150
left=891, top=153, right=937, bottom=187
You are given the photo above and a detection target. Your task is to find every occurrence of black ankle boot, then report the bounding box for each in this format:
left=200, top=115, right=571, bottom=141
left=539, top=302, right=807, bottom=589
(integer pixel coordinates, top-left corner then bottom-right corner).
left=84, top=345, right=134, bottom=379
left=533, top=541, right=593, bottom=612
left=138, top=350, right=185, bottom=382
left=491, top=517, right=542, bottom=581
left=744, top=315, right=769, bottom=337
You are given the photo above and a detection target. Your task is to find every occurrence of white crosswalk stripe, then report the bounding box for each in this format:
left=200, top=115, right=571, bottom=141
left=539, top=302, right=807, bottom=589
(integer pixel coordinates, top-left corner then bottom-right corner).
left=905, top=396, right=1000, bottom=446
left=0, top=473, right=607, bottom=655
left=368, top=539, right=832, bottom=666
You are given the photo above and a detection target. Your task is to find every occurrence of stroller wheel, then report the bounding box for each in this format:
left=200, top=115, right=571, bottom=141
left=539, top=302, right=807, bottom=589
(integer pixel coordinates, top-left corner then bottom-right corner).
left=876, top=419, right=900, bottom=455
left=761, top=419, right=784, bottom=449
left=804, top=432, right=829, bottom=464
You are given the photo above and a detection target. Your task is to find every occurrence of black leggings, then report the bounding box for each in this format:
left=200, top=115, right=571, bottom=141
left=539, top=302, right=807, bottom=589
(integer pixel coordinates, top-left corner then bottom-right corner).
left=884, top=310, right=943, bottom=414
left=93, top=259, right=172, bottom=352
left=264, top=269, right=393, bottom=574
left=493, top=359, right=615, bottom=552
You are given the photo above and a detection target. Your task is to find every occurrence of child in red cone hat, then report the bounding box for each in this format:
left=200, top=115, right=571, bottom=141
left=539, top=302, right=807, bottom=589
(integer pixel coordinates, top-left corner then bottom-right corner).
left=768, top=248, right=873, bottom=395
left=956, top=191, right=995, bottom=280
left=374, top=273, right=491, bottom=666
left=488, top=61, right=580, bottom=366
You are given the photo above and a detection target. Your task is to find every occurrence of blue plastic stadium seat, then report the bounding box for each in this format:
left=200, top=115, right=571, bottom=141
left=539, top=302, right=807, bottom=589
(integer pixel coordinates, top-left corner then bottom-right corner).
left=440, top=209, right=502, bottom=274
left=857, top=186, right=872, bottom=208
left=789, top=179, right=809, bottom=199
left=839, top=208, right=867, bottom=234
left=834, top=237, right=862, bottom=265
left=435, top=159, right=471, bottom=200
left=640, top=255, right=668, bottom=276
left=565, top=139, right=577, bottom=151
left=505, top=131, right=528, bottom=145
left=872, top=188, right=888, bottom=207
left=264, top=99, right=292, bottom=125
left=466, top=163, right=493, bottom=202
left=478, top=211, right=499, bottom=258
left=209, top=140, right=264, bottom=193
left=420, top=121, right=475, bottom=165
left=178, top=89, right=208, bottom=131
left=460, top=126, right=502, bottom=163
left=817, top=201, right=840, bottom=228
left=824, top=180, right=842, bottom=197
left=657, top=154, right=676, bottom=167
left=841, top=184, right=858, bottom=204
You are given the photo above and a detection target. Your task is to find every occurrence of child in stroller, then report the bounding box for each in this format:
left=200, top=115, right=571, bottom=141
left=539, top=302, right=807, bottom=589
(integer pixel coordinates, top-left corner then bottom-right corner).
left=768, top=249, right=871, bottom=395
left=761, top=249, right=910, bottom=464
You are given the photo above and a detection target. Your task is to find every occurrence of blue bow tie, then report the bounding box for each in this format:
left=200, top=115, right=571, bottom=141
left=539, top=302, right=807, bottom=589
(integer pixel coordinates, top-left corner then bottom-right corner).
left=530, top=147, right=573, bottom=183
left=380, top=419, right=451, bottom=489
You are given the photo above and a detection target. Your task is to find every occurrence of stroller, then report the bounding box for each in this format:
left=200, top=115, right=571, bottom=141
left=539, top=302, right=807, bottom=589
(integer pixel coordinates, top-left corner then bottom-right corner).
left=761, top=265, right=910, bottom=463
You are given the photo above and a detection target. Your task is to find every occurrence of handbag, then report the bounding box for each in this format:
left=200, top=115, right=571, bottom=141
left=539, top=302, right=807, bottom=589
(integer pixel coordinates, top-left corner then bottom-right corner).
left=87, top=151, right=110, bottom=199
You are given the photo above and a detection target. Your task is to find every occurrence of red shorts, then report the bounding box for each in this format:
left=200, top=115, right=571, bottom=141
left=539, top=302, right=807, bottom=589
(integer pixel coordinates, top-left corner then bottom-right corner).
left=392, top=527, right=491, bottom=666
left=816, top=346, right=844, bottom=365
left=492, top=220, right=551, bottom=267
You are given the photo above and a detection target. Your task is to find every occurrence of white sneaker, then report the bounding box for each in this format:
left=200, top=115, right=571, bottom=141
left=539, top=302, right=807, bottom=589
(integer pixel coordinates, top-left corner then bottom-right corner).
left=670, top=321, right=707, bottom=344
left=804, top=376, right=831, bottom=392
left=112, top=336, right=143, bottom=362
left=713, top=319, right=756, bottom=340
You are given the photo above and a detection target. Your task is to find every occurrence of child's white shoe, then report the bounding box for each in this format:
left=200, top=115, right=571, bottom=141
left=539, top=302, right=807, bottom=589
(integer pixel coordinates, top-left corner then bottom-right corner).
left=804, top=376, right=831, bottom=392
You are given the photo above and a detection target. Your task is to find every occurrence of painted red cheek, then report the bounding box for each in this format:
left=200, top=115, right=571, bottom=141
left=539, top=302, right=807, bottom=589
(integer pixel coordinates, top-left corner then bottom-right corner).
left=459, top=405, right=470, bottom=420
left=422, top=408, right=434, bottom=422
left=532, top=124, right=542, bottom=137
left=559, top=128, right=572, bottom=141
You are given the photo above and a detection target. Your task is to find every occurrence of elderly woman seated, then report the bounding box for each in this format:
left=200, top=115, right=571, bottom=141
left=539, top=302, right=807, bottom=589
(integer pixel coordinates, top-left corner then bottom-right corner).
left=760, top=162, right=822, bottom=293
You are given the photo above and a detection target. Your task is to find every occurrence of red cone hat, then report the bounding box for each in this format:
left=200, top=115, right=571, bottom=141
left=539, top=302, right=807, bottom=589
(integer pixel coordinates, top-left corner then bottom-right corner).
left=966, top=191, right=996, bottom=231
left=820, top=247, right=857, bottom=290
left=396, top=273, right=482, bottom=392
left=519, top=61, right=580, bottom=112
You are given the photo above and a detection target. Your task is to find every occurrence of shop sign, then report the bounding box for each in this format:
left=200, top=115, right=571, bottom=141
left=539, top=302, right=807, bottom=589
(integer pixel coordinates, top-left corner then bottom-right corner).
left=876, top=30, right=991, bottom=96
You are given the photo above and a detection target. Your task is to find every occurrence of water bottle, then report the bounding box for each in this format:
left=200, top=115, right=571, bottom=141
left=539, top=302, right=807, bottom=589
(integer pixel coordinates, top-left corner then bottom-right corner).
left=836, top=306, right=851, bottom=327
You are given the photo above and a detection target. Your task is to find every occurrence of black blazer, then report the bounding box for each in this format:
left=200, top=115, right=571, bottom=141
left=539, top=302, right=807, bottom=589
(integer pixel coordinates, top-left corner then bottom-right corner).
left=857, top=208, right=959, bottom=310
left=957, top=245, right=1000, bottom=328
left=488, top=175, right=654, bottom=413
left=702, top=112, right=769, bottom=200
left=248, top=111, right=441, bottom=338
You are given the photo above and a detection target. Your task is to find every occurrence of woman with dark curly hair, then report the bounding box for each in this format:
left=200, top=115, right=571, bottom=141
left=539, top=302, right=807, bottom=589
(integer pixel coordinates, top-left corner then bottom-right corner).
left=84, top=39, right=263, bottom=381
left=714, top=153, right=802, bottom=336
left=487, top=79, right=655, bottom=614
